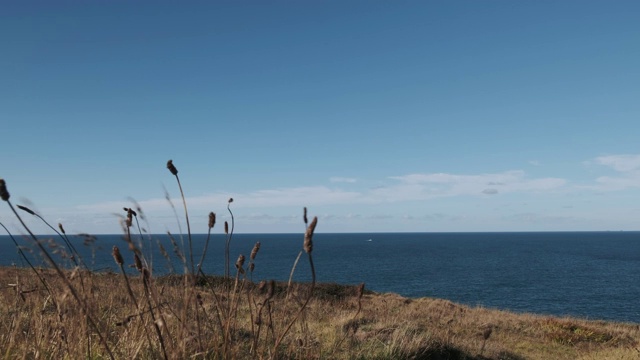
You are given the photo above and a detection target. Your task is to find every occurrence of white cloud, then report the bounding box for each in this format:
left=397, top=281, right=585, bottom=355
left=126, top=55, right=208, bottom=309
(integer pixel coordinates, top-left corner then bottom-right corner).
left=386, top=170, right=566, bottom=199
left=64, top=169, right=570, bottom=233
left=586, top=154, right=640, bottom=191
left=77, top=170, right=566, bottom=215
left=594, top=154, right=640, bottom=172
left=593, top=176, right=640, bottom=190
left=329, top=177, right=357, bottom=183
left=501, top=212, right=583, bottom=227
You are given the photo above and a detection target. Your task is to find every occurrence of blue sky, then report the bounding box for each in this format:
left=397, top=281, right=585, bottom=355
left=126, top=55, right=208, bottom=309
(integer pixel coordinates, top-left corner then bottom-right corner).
left=2, top=1, right=640, bottom=234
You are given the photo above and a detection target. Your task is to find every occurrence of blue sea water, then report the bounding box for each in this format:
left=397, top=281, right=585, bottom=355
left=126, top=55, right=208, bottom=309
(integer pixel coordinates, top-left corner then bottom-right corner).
left=1, top=232, right=639, bottom=323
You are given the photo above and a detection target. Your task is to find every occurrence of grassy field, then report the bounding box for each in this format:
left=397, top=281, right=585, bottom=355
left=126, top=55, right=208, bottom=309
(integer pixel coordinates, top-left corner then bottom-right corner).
left=1, top=266, right=639, bottom=359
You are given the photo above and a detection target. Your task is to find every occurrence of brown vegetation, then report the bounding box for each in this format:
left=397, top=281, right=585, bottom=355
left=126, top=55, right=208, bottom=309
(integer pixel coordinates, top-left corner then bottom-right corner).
left=1, top=267, right=639, bottom=359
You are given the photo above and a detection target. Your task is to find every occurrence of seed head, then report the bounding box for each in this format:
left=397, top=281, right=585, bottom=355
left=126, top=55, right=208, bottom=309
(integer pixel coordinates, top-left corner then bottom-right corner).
left=166, top=160, right=178, bottom=176
left=17, top=205, right=35, bottom=215
left=303, top=216, right=317, bottom=253
left=224, top=221, right=229, bottom=234
left=112, top=246, right=124, bottom=265
left=123, top=207, right=137, bottom=217
left=124, top=207, right=135, bottom=227
left=58, top=223, right=65, bottom=234
left=235, top=254, right=245, bottom=274
left=228, top=198, right=234, bottom=204
left=0, top=179, right=9, bottom=201
left=250, top=241, right=261, bottom=261
left=208, top=212, right=216, bottom=229
left=303, top=207, right=308, bottom=225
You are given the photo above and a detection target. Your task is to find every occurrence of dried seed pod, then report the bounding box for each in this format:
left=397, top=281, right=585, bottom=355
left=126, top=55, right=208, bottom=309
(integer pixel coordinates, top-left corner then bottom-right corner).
left=303, top=216, right=318, bottom=254
left=303, top=207, right=308, bottom=225
left=208, top=212, right=216, bottom=229
left=250, top=242, right=261, bottom=261
left=0, top=179, right=9, bottom=201
left=58, top=223, right=65, bottom=234
left=125, top=208, right=133, bottom=227
left=228, top=198, right=234, bottom=204
left=166, top=159, right=178, bottom=175
left=235, top=254, right=245, bottom=274
left=17, top=205, right=35, bottom=215
left=224, top=221, right=229, bottom=234
left=112, top=246, right=124, bottom=265
left=235, top=254, right=245, bottom=268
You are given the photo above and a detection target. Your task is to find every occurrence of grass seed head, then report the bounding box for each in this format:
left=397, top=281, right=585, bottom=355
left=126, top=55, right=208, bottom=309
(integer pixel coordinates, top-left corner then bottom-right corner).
left=303, top=207, right=308, bottom=225
left=17, top=205, right=35, bottom=215
left=112, top=246, right=124, bottom=265
left=124, top=208, right=133, bottom=227
left=58, top=223, right=65, bottom=234
left=208, top=212, right=216, bottom=229
left=235, top=254, right=245, bottom=274
left=0, top=179, right=9, bottom=201
left=166, top=159, right=178, bottom=175
left=250, top=241, right=261, bottom=261
left=304, top=216, right=318, bottom=253
left=224, top=221, right=229, bottom=234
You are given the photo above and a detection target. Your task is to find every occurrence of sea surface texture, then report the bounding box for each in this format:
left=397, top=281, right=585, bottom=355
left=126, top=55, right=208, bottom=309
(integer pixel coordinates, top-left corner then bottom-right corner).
left=1, top=232, right=639, bottom=323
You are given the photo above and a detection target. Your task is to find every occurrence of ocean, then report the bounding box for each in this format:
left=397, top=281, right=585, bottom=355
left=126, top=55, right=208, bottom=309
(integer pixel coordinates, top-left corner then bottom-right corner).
left=1, top=232, right=639, bottom=323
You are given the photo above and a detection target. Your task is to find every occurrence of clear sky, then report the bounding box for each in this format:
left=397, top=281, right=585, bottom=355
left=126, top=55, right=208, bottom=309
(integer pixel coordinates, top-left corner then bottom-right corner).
left=2, top=1, right=640, bottom=235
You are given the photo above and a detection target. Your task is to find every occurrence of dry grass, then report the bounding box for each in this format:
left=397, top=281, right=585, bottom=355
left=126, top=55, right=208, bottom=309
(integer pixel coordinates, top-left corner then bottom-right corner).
left=1, top=267, right=639, bottom=359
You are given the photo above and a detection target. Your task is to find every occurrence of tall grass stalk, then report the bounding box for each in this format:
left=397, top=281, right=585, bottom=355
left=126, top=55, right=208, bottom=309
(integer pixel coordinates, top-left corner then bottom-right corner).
left=273, top=216, right=318, bottom=356
left=224, top=198, right=234, bottom=280
left=0, top=221, right=54, bottom=304
left=166, top=160, right=194, bottom=276
left=16, top=204, right=86, bottom=269
left=1, top=179, right=115, bottom=360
